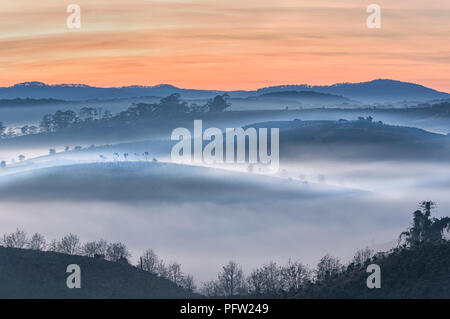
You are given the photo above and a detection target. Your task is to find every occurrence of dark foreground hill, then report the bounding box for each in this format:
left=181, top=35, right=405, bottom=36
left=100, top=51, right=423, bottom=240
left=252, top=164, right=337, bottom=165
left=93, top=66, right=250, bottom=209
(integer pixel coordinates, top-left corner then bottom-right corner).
left=0, top=247, right=196, bottom=299
left=296, top=242, right=450, bottom=299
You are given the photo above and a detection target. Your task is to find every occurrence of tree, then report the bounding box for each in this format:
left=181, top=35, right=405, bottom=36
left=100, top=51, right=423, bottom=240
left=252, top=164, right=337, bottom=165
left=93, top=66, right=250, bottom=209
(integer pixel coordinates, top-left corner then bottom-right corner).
left=218, top=261, right=246, bottom=297
left=0, top=121, right=5, bottom=136
left=49, top=149, right=56, bottom=155
left=140, top=249, right=160, bottom=273
left=399, top=201, right=450, bottom=246
left=18, top=154, right=25, bottom=161
left=2, top=229, right=28, bottom=248
left=247, top=268, right=265, bottom=295
left=167, top=262, right=184, bottom=285
left=155, top=260, right=169, bottom=278
left=256, top=262, right=282, bottom=295
left=180, top=274, right=196, bottom=292
left=315, top=254, right=343, bottom=282
left=82, top=240, right=108, bottom=257
left=21, top=125, right=38, bottom=135
left=40, top=114, right=53, bottom=132
left=0, top=161, right=6, bottom=168
left=51, top=234, right=81, bottom=255
left=79, top=107, right=98, bottom=122
left=206, top=94, right=231, bottom=112
left=52, top=110, right=77, bottom=130
left=27, top=233, right=46, bottom=251
left=280, top=260, right=311, bottom=292
left=156, top=93, right=188, bottom=116
left=201, top=280, right=223, bottom=297
left=106, top=242, right=131, bottom=262
left=351, top=247, right=374, bottom=267
left=102, top=110, right=113, bottom=120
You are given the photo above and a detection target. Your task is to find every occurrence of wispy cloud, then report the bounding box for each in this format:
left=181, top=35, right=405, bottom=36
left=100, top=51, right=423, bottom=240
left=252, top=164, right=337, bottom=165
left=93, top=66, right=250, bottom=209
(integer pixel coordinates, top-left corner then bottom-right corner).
left=0, top=0, right=449, bottom=90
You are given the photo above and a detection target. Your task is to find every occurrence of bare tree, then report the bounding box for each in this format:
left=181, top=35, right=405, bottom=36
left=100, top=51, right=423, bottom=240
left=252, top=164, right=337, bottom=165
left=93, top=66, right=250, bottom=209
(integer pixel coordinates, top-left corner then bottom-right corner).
left=247, top=262, right=282, bottom=295
left=50, top=234, right=81, bottom=255
left=27, top=233, right=46, bottom=251
left=280, top=259, right=311, bottom=292
left=156, top=260, right=169, bottom=278
left=351, top=247, right=374, bottom=267
left=315, top=254, right=343, bottom=282
left=2, top=229, right=28, bottom=248
left=247, top=268, right=265, bottom=295
left=180, top=274, right=197, bottom=292
left=140, top=249, right=160, bottom=273
left=82, top=240, right=108, bottom=257
left=200, top=280, right=223, bottom=297
left=218, top=261, right=246, bottom=297
left=167, top=262, right=184, bottom=285
left=106, top=242, right=131, bottom=262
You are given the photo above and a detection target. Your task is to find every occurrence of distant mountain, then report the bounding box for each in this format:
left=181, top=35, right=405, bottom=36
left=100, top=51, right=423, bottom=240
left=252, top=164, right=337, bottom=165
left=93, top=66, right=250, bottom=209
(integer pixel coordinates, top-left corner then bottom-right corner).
left=0, top=82, right=222, bottom=101
left=252, top=91, right=352, bottom=103
left=0, top=79, right=448, bottom=103
left=0, top=247, right=196, bottom=298
left=253, top=79, right=450, bottom=102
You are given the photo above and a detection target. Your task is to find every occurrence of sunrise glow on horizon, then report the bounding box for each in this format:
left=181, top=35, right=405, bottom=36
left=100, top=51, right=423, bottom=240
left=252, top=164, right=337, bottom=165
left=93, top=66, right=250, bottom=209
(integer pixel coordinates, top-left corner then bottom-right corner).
left=0, top=0, right=449, bottom=91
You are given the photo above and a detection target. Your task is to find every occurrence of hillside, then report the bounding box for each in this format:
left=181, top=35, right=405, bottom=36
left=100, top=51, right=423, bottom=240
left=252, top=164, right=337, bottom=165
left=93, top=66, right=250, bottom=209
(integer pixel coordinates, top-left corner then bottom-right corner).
left=248, top=119, right=450, bottom=161
left=295, top=242, right=450, bottom=299
left=0, top=247, right=196, bottom=298
left=0, top=162, right=354, bottom=203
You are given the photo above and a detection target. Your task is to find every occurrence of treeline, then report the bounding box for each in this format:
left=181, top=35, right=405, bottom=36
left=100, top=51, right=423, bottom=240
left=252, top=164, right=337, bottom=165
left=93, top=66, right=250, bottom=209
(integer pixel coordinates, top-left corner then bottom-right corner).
left=0, top=93, right=230, bottom=138
left=37, top=93, right=230, bottom=133
left=200, top=249, right=373, bottom=298
left=0, top=230, right=196, bottom=292
left=201, top=201, right=450, bottom=298
left=2, top=201, right=449, bottom=297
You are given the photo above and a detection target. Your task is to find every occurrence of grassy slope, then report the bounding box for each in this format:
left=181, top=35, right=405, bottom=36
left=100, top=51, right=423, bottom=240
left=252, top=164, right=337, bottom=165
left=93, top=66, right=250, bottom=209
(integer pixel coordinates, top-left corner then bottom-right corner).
left=0, top=247, right=197, bottom=299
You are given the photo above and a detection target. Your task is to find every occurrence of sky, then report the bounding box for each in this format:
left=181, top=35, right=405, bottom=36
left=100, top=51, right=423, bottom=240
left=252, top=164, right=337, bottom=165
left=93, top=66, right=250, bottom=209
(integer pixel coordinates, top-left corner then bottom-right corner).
left=0, top=0, right=449, bottom=91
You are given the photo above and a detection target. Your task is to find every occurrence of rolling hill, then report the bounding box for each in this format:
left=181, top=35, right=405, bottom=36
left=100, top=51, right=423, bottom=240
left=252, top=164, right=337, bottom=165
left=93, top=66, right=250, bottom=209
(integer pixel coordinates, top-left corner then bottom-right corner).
left=0, top=246, right=196, bottom=298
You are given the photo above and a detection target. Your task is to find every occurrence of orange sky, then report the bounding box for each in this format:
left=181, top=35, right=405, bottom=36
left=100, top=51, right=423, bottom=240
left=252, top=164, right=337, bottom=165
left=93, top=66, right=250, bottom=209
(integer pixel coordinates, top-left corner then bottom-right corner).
left=0, top=0, right=449, bottom=91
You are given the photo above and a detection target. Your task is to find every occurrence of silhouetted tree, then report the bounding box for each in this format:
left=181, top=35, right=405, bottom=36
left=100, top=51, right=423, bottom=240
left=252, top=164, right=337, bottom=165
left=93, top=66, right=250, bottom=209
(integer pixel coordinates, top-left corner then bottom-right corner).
left=181, top=274, right=197, bottom=292
left=50, top=234, right=81, bottom=255
left=351, top=247, right=374, bottom=267
left=0, top=122, right=5, bottom=137
left=218, top=261, right=246, bottom=297
left=2, top=229, right=28, bottom=248
left=315, top=254, right=343, bottom=282
left=206, top=94, right=231, bottom=112
left=82, top=240, right=108, bottom=258
left=399, top=201, right=450, bottom=246
left=40, top=114, right=53, bottom=132
left=280, top=260, right=311, bottom=292
left=27, top=233, right=46, bottom=251
left=140, top=249, right=160, bottom=273
left=167, top=262, right=184, bottom=286
left=106, top=242, right=131, bottom=262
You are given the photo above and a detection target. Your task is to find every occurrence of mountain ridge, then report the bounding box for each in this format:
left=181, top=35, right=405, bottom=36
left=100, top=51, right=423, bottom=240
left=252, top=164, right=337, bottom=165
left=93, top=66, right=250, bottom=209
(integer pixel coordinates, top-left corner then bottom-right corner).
left=0, top=79, right=448, bottom=102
